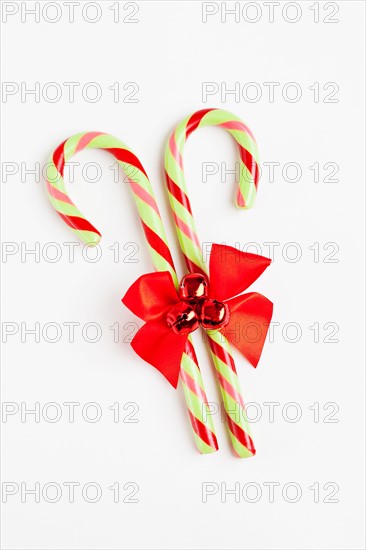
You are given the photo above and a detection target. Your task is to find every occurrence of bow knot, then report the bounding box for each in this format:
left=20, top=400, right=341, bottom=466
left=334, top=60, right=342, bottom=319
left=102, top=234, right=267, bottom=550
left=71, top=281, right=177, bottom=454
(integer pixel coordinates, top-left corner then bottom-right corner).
left=122, top=244, right=273, bottom=388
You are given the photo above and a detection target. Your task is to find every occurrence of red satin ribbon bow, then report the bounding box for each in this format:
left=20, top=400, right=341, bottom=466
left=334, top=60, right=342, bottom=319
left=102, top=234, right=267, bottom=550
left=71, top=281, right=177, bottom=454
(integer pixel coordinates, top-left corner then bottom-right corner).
left=122, top=244, right=273, bottom=388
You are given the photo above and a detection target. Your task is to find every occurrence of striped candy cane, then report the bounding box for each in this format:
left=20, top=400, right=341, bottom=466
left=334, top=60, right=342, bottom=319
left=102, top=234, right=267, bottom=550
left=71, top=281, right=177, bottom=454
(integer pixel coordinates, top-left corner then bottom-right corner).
left=165, top=109, right=260, bottom=458
left=46, top=131, right=218, bottom=454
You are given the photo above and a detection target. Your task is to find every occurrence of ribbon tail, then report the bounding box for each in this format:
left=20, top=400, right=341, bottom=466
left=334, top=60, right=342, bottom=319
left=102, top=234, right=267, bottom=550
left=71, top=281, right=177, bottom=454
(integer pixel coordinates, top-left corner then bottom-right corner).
left=220, top=292, right=273, bottom=367
left=130, top=319, right=188, bottom=388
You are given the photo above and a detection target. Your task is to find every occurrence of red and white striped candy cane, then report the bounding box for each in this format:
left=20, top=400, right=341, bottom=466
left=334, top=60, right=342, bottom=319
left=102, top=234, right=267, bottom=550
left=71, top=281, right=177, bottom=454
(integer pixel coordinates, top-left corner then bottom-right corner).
left=46, top=131, right=218, bottom=454
left=165, top=109, right=260, bottom=457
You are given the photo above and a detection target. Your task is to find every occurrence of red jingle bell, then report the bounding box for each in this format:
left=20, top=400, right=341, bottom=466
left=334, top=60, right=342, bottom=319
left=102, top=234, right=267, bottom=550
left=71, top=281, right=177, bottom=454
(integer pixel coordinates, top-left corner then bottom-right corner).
left=166, top=302, right=199, bottom=335
left=199, top=299, right=229, bottom=329
left=179, top=273, right=208, bottom=302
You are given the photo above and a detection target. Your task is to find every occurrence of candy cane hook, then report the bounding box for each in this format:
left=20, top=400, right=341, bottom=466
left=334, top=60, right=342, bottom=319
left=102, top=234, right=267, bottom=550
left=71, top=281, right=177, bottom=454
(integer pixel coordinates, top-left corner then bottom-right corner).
left=165, top=109, right=262, bottom=458
left=46, top=131, right=218, bottom=454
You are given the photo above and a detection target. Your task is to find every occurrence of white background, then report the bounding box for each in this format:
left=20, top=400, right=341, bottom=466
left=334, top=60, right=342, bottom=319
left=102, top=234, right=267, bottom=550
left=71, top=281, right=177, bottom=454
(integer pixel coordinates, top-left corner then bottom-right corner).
left=1, top=1, right=365, bottom=549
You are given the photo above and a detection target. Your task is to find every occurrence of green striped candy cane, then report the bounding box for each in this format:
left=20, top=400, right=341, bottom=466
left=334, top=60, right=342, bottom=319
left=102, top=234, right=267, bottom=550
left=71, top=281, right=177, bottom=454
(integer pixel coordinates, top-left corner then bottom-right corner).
left=46, top=131, right=218, bottom=454
left=165, top=109, right=261, bottom=457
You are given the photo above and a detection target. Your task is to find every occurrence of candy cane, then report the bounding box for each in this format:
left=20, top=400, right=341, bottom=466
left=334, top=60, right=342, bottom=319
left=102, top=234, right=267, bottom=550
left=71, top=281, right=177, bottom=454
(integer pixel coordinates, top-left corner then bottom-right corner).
left=46, top=131, right=218, bottom=454
left=164, top=109, right=260, bottom=458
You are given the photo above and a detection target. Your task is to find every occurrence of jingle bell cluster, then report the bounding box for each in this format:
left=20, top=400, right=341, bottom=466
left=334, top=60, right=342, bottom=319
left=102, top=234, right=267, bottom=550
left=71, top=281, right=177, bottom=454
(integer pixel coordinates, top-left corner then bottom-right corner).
left=166, top=273, right=229, bottom=334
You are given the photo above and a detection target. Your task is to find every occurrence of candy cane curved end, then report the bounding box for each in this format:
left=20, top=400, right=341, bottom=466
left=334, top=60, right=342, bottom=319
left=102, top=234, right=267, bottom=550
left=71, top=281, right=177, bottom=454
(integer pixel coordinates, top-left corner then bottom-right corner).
left=46, top=131, right=149, bottom=246
left=165, top=108, right=260, bottom=211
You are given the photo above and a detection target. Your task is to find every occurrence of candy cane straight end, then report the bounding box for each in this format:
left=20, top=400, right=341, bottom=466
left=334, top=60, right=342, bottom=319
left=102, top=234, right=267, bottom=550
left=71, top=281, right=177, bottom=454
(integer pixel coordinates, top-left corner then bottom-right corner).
left=232, top=426, right=257, bottom=458
left=236, top=189, right=256, bottom=210
left=193, top=431, right=218, bottom=454
left=71, top=229, right=102, bottom=247
left=89, top=235, right=102, bottom=246
left=198, top=445, right=218, bottom=455
left=85, top=232, right=102, bottom=246
left=233, top=448, right=256, bottom=459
